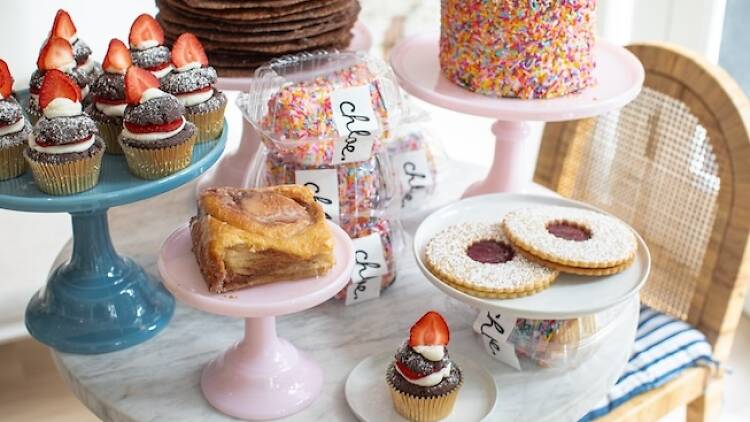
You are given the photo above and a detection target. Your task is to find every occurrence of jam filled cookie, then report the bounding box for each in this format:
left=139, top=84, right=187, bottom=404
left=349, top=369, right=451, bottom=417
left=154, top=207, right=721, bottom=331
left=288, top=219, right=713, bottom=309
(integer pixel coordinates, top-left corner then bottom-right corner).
left=502, top=206, right=637, bottom=273
left=425, top=223, right=558, bottom=297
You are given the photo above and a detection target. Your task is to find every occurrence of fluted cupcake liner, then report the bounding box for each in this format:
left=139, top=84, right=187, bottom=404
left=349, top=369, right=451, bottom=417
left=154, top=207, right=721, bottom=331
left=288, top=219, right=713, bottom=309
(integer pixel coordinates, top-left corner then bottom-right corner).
left=96, top=121, right=123, bottom=154
left=24, top=147, right=103, bottom=195
left=119, top=133, right=196, bottom=180
left=186, top=105, right=226, bottom=143
left=387, top=376, right=462, bottom=422
left=0, top=143, right=26, bottom=181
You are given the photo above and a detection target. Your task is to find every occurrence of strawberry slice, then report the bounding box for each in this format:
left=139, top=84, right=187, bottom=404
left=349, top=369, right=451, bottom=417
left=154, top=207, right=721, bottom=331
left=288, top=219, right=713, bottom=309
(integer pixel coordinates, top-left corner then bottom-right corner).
left=50, top=9, right=77, bottom=40
left=129, top=14, right=164, bottom=48
left=37, top=37, right=74, bottom=71
left=124, top=118, right=183, bottom=134
left=102, top=39, right=132, bottom=74
left=0, top=60, right=14, bottom=99
left=395, top=361, right=435, bottom=380
left=38, top=69, right=80, bottom=110
left=409, top=311, right=450, bottom=347
left=171, top=33, right=208, bottom=68
left=125, top=66, right=160, bottom=105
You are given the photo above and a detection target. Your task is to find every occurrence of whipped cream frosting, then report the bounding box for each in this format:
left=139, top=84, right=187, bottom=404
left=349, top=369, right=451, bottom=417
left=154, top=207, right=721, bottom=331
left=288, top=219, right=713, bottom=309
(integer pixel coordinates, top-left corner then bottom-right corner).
left=43, top=98, right=82, bottom=119
left=176, top=89, right=213, bottom=107
left=29, top=133, right=95, bottom=154
left=140, top=87, right=167, bottom=103
left=121, top=116, right=185, bottom=141
left=132, top=39, right=159, bottom=50
left=151, top=65, right=173, bottom=79
left=0, top=118, right=26, bottom=136
left=78, top=56, right=94, bottom=72
left=412, top=345, right=446, bottom=362
left=95, top=101, right=126, bottom=117
left=395, top=362, right=452, bottom=387
left=175, top=62, right=202, bottom=72
left=56, top=60, right=77, bottom=73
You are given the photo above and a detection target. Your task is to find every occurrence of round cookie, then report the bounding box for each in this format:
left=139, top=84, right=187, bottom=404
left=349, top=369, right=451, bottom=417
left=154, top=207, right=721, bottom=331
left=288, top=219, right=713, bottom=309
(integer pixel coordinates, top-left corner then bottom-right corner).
left=502, top=206, right=638, bottom=269
left=425, top=222, right=558, bottom=295
left=515, top=245, right=635, bottom=276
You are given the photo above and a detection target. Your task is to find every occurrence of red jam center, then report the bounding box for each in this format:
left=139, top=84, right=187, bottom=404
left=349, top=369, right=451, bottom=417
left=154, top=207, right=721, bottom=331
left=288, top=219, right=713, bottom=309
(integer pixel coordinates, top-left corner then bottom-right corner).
left=94, top=96, right=126, bottom=105
left=145, top=62, right=171, bottom=72
left=124, top=118, right=182, bottom=134
left=546, top=221, right=592, bottom=241
left=395, top=361, right=434, bottom=380
left=466, top=240, right=515, bottom=264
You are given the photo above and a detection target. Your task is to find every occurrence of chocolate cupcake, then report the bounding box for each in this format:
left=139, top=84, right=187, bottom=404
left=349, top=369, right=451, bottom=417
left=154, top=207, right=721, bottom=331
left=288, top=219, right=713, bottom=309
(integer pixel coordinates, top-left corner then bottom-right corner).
left=86, top=39, right=131, bottom=154
left=27, top=38, right=92, bottom=125
left=0, top=60, right=31, bottom=180
left=387, top=311, right=462, bottom=422
left=119, top=66, right=196, bottom=179
left=129, top=14, right=173, bottom=80
left=48, top=9, right=101, bottom=81
left=161, top=33, right=226, bottom=142
left=24, top=70, right=103, bottom=195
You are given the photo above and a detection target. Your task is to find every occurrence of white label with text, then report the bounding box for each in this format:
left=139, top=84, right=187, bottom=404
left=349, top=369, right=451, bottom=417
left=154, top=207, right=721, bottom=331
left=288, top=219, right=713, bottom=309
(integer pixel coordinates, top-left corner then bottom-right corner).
left=345, top=233, right=387, bottom=306
left=330, top=85, right=379, bottom=164
left=472, top=309, right=521, bottom=370
left=295, top=169, right=340, bottom=223
left=392, top=149, right=434, bottom=208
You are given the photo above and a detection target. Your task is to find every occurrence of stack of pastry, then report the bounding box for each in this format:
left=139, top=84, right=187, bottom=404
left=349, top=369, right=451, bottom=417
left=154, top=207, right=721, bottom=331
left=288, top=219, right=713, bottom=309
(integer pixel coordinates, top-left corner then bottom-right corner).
left=154, top=0, right=361, bottom=76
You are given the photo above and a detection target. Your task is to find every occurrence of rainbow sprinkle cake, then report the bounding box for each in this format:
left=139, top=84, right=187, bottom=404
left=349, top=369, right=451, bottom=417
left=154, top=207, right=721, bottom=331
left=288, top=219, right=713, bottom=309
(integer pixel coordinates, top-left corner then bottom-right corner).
left=439, top=0, right=597, bottom=99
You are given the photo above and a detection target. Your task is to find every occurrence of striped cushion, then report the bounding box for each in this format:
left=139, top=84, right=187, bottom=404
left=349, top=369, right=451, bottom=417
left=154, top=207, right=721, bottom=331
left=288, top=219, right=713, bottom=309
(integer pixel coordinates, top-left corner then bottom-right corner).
left=580, top=306, right=714, bottom=421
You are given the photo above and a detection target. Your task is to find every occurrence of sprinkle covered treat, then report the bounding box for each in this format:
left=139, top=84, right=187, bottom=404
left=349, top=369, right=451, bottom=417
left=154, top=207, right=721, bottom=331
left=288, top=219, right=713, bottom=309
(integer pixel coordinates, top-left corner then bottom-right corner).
left=387, top=311, right=462, bottom=422
left=119, top=66, right=196, bottom=179
left=49, top=9, right=101, bottom=81
left=0, top=60, right=31, bottom=180
left=129, top=14, right=173, bottom=80
left=161, top=33, right=226, bottom=142
left=24, top=70, right=104, bottom=195
left=439, top=0, right=597, bottom=99
left=86, top=39, right=132, bottom=154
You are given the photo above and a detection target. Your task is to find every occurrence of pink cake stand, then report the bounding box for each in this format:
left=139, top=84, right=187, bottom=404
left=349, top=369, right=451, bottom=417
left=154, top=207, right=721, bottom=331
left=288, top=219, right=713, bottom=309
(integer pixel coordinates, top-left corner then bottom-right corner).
left=390, top=33, right=645, bottom=197
left=157, top=221, right=354, bottom=420
left=196, top=22, right=373, bottom=193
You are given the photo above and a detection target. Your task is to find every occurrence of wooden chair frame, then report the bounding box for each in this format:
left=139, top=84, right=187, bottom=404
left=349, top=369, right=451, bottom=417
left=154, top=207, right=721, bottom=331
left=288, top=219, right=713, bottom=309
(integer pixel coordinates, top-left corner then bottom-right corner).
left=535, top=43, right=750, bottom=421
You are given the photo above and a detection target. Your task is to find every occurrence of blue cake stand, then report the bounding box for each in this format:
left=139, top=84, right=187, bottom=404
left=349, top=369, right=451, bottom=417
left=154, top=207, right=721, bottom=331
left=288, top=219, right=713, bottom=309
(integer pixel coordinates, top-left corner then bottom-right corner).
left=0, top=91, right=227, bottom=354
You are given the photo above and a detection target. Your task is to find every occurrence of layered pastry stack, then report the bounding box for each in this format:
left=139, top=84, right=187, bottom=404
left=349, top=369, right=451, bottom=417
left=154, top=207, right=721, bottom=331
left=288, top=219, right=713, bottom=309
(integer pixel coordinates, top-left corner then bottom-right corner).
left=154, top=0, right=361, bottom=76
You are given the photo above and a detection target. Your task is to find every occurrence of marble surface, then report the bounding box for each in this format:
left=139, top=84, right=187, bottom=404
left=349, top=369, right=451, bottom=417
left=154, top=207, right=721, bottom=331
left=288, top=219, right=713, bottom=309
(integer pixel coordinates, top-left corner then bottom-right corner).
left=52, top=180, right=640, bottom=422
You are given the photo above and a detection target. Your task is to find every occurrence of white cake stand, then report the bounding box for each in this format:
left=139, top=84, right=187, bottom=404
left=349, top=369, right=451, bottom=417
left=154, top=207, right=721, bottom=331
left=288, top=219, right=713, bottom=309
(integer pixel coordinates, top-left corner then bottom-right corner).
left=389, top=33, right=644, bottom=196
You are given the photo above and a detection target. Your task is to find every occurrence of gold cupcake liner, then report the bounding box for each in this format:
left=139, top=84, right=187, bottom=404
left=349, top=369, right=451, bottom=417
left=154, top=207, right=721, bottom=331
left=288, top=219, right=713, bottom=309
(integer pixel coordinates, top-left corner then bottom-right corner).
left=96, top=121, right=123, bottom=154
left=387, top=377, right=462, bottom=422
left=119, top=133, right=196, bottom=180
left=24, top=146, right=103, bottom=195
left=0, top=143, right=27, bottom=181
left=186, top=105, right=225, bottom=143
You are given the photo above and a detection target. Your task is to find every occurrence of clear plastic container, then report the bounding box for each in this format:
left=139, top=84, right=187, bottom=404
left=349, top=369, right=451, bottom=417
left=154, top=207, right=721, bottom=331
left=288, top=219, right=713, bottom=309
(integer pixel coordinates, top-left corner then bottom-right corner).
left=237, top=50, right=407, bottom=167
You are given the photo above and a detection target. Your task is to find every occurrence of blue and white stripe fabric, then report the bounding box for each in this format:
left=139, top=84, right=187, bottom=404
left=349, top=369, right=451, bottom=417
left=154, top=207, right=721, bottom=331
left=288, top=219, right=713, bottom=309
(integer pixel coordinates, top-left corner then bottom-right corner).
left=580, top=305, right=714, bottom=421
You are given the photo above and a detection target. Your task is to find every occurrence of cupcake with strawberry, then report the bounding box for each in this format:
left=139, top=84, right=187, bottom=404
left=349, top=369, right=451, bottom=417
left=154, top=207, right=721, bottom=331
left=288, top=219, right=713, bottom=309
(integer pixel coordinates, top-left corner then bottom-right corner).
left=0, top=60, right=31, bottom=181
left=24, top=70, right=104, bottom=195
left=48, top=9, right=101, bottom=81
left=161, top=33, right=226, bottom=142
left=86, top=39, right=131, bottom=154
left=128, top=14, right=173, bottom=80
left=119, top=66, right=196, bottom=179
left=27, top=37, right=92, bottom=124
left=387, top=311, right=462, bottom=422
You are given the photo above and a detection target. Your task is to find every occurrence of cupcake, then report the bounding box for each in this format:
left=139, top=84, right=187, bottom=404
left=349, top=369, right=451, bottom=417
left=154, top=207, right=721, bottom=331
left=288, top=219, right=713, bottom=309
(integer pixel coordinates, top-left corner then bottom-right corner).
left=119, top=66, right=196, bottom=179
left=387, top=311, right=462, bottom=422
left=48, top=9, right=101, bottom=82
left=86, top=39, right=131, bottom=154
left=128, top=14, right=173, bottom=80
left=0, top=60, right=31, bottom=180
left=161, top=33, right=226, bottom=142
left=27, top=37, right=92, bottom=124
left=24, top=70, right=104, bottom=195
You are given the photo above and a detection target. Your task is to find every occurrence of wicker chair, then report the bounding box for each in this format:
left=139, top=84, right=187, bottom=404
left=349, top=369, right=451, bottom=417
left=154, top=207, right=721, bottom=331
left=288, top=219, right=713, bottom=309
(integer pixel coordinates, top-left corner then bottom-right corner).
left=535, top=43, right=750, bottom=421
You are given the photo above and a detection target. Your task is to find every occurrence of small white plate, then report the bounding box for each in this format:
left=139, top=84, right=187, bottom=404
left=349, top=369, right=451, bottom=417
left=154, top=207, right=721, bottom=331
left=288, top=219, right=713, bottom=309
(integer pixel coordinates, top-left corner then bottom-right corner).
left=345, top=351, right=497, bottom=422
left=413, top=193, right=651, bottom=319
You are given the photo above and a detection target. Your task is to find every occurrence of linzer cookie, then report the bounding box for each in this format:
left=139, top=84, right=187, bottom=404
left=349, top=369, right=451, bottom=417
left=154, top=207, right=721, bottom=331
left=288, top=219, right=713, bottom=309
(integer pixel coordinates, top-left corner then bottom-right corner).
left=502, top=206, right=638, bottom=275
left=425, top=223, right=558, bottom=298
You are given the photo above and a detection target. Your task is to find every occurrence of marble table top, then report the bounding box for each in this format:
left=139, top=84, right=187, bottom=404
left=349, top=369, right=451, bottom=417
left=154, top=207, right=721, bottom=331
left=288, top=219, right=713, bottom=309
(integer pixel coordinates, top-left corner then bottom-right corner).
left=52, top=181, right=640, bottom=422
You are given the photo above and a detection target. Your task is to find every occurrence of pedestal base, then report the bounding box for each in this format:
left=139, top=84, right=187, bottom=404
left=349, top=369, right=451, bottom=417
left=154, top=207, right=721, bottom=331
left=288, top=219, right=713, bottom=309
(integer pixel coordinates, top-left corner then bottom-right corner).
left=200, top=317, right=322, bottom=420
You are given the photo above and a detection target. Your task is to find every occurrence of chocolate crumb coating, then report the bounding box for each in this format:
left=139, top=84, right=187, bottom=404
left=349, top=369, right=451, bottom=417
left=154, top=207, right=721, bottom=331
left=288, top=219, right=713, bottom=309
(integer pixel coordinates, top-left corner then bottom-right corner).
left=29, top=69, right=91, bottom=93
left=131, top=46, right=171, bottom=71
left=25, top=137, right=104, bottom=164
left=124, top=95, right=184, bottom=126
left=387, top=363, right=462, bottom=398
left=0, top=121, right=31, bottom=148
left=186, top=90, right=227, bottom=115
left=0, top=98, right=24, bottom=126
left=34, top=115, right=98, bottom=146
left=91, top=72, right=125, bottom=101
left=72, top=39, right=92, bottom=65
left=161, top=66, right=217, bottom=95
left=394, top=342, right=449, bottom=376
left=120, top=121, right=195, bottom=149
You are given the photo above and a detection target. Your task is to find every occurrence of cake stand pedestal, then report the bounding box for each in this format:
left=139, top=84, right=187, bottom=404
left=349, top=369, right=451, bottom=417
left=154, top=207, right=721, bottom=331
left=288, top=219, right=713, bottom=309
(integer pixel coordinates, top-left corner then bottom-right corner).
left=197, top=22, right=373, bottom=193
left=158, top=221, right=354, bottom=420
left=390, top=33, right=645, bottom=197
left=0, top=112, right=227, bottom=354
